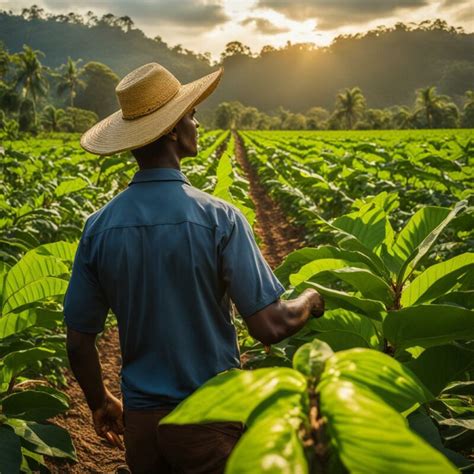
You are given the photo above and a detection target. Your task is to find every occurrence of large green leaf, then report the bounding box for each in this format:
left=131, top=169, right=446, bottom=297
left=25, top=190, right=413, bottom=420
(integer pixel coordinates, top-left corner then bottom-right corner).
left=328, top=267, right=394, bottom=306
left=225, top=415, right=307, bottom=474
left=320, top=348, right=433, bottom=412
left=332, top=205, right=388, bottom=252
left=306, top=309, right=379, bottom=349
left=289, top=258, right=368, bottom=287
left=275, top=246, right=379, bottom=287
left=2, top=277, right=68, bottom=314
left=1, top=390, right=69, bottom=421
left=0, top=308, right=63, bottom=339
left=35, top=241, right=78, bottom=263
left=0, top=425, right=22, bottom=473
left=401, top=253, right=474, bottom=307
left=2, top=249, right=68, bottom=312
left=6, top=418, right=76, bottom=461
left=384, top=304, right=474, bottom=350
left=159, top=368, right=306, bottom=425
left=0, top=347, right=55, bottom=392
left=318, top=380, right=457, bottom=473
left=396, top=201, right=467, bottom=283
left=301, top=282, right=386, bottom=321
left=54, top=177, right=88, bottom=197
left=406, top=344, right=474, bottom=396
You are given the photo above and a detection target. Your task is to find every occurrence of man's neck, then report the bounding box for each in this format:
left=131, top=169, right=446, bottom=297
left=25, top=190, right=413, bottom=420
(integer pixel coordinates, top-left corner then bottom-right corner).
left=137, top=151, right=181, bottom=170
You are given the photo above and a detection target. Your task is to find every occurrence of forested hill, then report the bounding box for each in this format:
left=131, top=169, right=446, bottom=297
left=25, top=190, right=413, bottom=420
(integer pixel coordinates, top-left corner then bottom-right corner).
left=0, top=11, right=212, bottom=82
left=1, top=10, right=473, bottom=112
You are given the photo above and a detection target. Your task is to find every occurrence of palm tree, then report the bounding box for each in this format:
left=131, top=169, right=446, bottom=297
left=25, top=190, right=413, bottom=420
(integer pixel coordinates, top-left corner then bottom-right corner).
left=413, top=86, right=451, bottom=128
left=334, top=87, right=367, bottom=129
left=41, top=105, right=67, bottom=132
left=13, top=45, right=49, bottom=126
left=56, top=57, right=86, bottom=107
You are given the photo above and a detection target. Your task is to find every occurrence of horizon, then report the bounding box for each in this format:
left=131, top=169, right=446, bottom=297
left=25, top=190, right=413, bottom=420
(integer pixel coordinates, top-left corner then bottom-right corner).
left=1, top=0, right=472, bottom=60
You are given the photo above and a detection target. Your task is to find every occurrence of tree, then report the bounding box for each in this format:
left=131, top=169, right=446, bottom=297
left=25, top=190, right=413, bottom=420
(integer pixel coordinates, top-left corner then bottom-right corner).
left=41, top=104, right=66, bottom=131
left=413, top=86, right=452, bottom=128
left=13, top=45, right=49, bottom=127
left=117, top=15, right=134, bottom=33
left=214, top=102, right=243, bottom=129
left=21, top=5, right=45, bottom=21
left=461, top=90, right=474, bottom=128
left=220, top=42, right=252, bottom=61
left=55, top=57, right=86, bottom=107
left=282, top=112, right=307, bottom=130
left=75, top=62, right=119, bottom=119
left=333, top=87, right=367, bottom=129
left=305, top=107, right=329, bottom=130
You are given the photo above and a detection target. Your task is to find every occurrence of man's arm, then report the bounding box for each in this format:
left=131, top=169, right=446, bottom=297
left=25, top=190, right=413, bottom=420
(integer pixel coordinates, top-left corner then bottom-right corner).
left=244, top=288, right=324, bottom=346
left=66, top=328, right=124, bottom=449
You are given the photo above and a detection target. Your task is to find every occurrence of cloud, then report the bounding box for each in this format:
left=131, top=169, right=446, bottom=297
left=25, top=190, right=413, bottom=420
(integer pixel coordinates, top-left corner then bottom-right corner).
left=256, top=0, right=431, bottom=29
left=38, top=0, right=229, bottom=28
left=240, top=17, right=290, bottom=34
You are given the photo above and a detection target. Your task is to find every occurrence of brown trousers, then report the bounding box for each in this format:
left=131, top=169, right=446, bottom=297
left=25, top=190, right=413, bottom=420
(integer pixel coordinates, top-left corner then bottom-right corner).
left=123, top=408, right=246, bottom=474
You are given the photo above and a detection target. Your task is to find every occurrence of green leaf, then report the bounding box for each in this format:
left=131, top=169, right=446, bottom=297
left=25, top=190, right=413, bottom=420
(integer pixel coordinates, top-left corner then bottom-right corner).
left=384, top=304, right=474, bottom=351
left=396, top=201, right=467, bottom=283
left=0, top=425, right=22, bottom=473
left=2, top=277, right=68, bottom=314
left=306, top=309, right=379, bottom=349
left=35, top=241, right=78, bottom=263
left=332, top=205, right=388, bottom=252
left=301, top=282, right=386, bottom=321
left=433, top=291, right=474, bottom=309
left=394, top=207, right=451, bottom=262
left=318, top=380, right=457, bottom=474
left=289, top=258, right=368, bottom=287
left=225, top=416, right=308, bottom=474
left=320, top=348, right=433, bottom=412
left=159, top=368, right=306, bottom=425
left=0, top=347, right=55, bottom=392
left=2, top=249, right=68, bottom=312
left=0, top=308, right=63, bottom=339
left=54, top=177, right=88, bottom=197
left=328, top=267, right=394, bottom=306
left=401, top=253, right=474, bottom=306
left=275, top=246, right=379, bottom=287
left=292, top=339, right=333, bottom=380
left=311, top=331, right=372, bottom=352
left=1, top=390, right=69, bottom=421
left=408, top=411, right=473, bottom=469
left=6, top=419, right=76, bottom=461
left=406, top=344, right=474, bottom=396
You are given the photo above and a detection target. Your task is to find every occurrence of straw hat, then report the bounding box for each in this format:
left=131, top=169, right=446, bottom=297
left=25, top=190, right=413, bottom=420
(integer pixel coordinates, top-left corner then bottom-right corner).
left=80, top=63, right=223, bottom=156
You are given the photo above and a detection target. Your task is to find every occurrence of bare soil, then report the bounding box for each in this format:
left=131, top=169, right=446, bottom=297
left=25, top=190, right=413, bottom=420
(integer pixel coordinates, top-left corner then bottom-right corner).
left=47, top=134, right=306, bottom=473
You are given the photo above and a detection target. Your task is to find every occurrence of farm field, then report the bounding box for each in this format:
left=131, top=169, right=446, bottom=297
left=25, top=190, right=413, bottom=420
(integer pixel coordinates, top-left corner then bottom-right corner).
left=0, top=129, right=473, bottom=473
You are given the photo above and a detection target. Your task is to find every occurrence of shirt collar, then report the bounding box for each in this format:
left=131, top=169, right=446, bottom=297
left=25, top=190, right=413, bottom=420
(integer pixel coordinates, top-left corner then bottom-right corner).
left=129, top=168, right=191, bottom=186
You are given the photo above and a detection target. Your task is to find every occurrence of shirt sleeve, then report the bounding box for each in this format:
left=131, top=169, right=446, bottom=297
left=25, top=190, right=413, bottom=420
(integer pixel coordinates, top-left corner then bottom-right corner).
left=220, top=208, right=286, bottom=319
left=63, top=235, right=110, bottom=334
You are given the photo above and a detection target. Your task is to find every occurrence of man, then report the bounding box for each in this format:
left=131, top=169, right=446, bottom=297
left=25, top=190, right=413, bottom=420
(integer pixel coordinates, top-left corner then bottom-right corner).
left=64, top=63, right=324, bottom=474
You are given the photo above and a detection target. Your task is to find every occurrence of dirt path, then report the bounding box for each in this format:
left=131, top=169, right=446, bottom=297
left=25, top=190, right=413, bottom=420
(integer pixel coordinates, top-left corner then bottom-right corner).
left=233, top=131, right=306, bottom=267
left=47, top=133, right=306, bottom=473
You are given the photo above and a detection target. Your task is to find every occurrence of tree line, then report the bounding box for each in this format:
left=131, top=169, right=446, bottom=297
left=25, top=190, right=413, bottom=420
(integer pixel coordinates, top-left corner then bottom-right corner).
left=213, top=87, right=474, bottom=130
left=1, top=41, right=473, bottom=137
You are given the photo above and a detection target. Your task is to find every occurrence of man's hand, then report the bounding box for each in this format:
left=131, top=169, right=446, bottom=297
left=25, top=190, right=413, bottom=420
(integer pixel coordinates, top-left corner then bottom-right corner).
left=245, top=288, right=326, bottom=346
left=304, top=288, right=325, bottom=318
left=92, top=389, right=124, bottom=450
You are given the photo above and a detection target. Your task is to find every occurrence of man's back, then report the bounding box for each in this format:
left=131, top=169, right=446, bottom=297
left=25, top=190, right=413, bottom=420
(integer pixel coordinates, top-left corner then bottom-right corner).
left=64, top=168, right=285, bottom=410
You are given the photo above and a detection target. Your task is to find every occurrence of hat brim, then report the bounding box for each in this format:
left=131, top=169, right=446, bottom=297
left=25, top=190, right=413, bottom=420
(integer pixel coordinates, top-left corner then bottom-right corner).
left=80, top=68, right=223, bottom=156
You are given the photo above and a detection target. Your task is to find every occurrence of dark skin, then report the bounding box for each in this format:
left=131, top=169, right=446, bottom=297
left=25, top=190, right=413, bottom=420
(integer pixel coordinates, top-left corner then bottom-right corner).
left=67, top=106, right=324, bottom=450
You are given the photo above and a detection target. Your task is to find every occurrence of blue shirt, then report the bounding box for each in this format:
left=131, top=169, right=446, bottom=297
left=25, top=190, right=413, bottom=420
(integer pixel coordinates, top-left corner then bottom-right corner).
left=63, top=168, right=285, bottom=409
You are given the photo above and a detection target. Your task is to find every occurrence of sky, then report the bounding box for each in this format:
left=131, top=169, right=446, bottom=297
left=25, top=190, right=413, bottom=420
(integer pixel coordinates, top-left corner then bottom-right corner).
left=1, top=0, right=472, bottom=59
